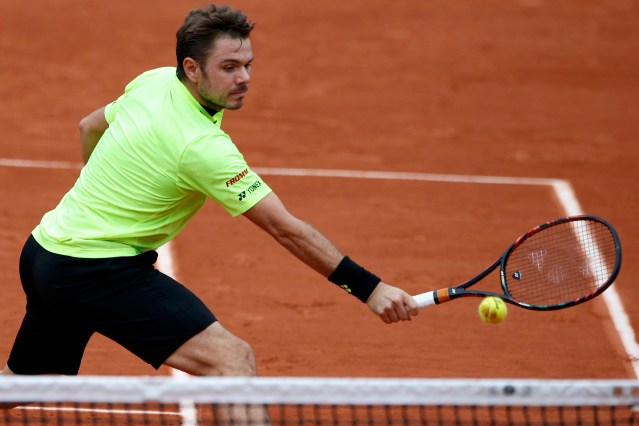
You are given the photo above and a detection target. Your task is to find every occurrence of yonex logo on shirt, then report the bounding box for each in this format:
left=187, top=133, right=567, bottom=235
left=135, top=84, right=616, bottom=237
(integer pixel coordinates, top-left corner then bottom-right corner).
left=237, top=181, right=263, bottom=201
left=226, top=169, right=249, bottom=187
left=247, top=181, right=262, bottom=193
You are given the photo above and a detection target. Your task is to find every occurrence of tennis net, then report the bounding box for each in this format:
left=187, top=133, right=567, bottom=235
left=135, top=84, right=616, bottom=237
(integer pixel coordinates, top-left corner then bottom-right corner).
left=1, top=376, right=638, bottom=425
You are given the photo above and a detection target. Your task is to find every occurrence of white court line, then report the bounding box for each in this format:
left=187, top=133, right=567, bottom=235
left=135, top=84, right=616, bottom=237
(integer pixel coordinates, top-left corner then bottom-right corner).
left=0, top=158, right=83, bottom=170
left=18, top=405, right=181, bottom=416
left=3, top=158, right=638, bottom=378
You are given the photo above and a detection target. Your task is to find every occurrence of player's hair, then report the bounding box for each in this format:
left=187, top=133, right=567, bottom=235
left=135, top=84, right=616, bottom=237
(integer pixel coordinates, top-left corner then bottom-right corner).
left=176, top=4, right=255, bottom=81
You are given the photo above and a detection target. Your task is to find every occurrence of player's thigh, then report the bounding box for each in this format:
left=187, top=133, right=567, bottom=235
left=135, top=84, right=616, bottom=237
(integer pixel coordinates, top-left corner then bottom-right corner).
left=163, top=322, right=256, bottom=376
left=88, top=267, right=216, bottom=370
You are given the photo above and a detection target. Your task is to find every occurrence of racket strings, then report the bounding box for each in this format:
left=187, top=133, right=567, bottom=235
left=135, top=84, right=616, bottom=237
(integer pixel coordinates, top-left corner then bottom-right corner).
left=505, top=219, right=618, bottom=307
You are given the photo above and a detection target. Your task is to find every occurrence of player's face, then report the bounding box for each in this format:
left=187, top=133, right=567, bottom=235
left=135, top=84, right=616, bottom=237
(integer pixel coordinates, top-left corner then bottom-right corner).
left=196, top=35, right=253, bottom=111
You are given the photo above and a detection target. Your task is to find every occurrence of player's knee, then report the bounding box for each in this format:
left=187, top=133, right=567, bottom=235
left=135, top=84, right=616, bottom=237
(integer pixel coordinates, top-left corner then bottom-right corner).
left=166, top=323, right=259, bottom=377
left=222, top=338, right=257, bottom=376
left=193, top=336, right=257, bottom=377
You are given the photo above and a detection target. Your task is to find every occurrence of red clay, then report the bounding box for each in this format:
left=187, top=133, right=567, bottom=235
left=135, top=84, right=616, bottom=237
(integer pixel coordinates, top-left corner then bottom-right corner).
left=1, top=0, right=637, bottom=379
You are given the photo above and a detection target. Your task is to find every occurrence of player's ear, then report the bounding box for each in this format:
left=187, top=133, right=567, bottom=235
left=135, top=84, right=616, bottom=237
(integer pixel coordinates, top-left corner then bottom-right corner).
left=182, top=58, right=200, bottom=82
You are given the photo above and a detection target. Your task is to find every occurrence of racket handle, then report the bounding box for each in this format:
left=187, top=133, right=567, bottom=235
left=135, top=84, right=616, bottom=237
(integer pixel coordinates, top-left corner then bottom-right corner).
left=413, top=292, right=437, bottom=308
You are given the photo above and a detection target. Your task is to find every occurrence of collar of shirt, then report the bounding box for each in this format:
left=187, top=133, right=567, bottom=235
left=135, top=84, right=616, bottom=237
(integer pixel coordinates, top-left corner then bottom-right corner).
left=174, top=75, right=224, bottom=127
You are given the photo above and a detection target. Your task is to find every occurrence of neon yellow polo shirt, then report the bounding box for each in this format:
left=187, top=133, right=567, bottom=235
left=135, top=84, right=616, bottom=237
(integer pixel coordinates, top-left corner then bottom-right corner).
left=33, top=67, right=271, bottom=258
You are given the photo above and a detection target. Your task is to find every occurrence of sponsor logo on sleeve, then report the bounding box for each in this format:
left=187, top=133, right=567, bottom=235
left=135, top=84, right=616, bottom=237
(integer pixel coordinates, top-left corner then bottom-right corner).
left=237, top=180, right=263, bottom=201
left=226, top=169, right=249, bottom=187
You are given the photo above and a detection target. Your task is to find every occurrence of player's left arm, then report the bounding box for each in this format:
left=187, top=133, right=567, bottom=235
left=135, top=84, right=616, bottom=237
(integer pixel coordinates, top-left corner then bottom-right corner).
left=243, top=192, right=419, bottom=323
left=79, top=106, right=109, bottom=163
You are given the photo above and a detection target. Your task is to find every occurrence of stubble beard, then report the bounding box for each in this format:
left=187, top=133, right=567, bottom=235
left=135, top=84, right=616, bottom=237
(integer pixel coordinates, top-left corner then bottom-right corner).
left=198, top=79, right=246, bottom=111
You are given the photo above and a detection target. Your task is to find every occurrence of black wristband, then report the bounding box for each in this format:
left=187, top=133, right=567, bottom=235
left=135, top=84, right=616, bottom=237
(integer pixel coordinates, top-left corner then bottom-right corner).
left=328, top=256, right=381, bottom=303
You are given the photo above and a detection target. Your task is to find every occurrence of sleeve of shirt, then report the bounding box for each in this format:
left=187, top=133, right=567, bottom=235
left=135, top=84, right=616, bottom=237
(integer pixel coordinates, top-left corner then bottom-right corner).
left=104, top=71, right=152, bottom=124
left=177, top=133, right=272, bottom=217
left=104, top=99, right=121, bottom=124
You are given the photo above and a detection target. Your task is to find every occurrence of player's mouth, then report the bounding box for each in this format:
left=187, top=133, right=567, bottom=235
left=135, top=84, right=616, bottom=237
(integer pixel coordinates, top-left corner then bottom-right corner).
left=231, top=86, right=248, bottom=97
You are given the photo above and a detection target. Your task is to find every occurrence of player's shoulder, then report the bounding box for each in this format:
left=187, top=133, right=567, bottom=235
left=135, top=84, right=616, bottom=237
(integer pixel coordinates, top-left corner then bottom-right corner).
left=135, top=67, right=176, bottom=80
left=125, top=67, right=177, bottom=92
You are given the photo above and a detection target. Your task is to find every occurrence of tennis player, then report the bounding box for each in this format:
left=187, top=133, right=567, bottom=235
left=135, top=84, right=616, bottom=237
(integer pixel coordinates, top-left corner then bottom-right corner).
left=2, top=4, right=418, bottom=387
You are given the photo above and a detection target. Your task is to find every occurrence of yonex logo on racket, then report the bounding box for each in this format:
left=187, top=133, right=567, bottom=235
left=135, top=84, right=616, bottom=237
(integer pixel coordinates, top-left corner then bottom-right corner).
left=547, top=265, right=565, bottom=284
left=528, top=250, right=547, bottom=271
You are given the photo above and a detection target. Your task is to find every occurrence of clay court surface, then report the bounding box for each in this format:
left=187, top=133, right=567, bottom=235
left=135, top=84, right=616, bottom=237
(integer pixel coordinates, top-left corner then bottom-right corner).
left=1, top=0, right=638, bottom=382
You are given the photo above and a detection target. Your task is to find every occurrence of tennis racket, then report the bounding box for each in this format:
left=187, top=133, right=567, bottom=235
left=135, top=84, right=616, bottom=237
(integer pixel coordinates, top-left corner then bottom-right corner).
left=413, top=215, right=622, bottom=310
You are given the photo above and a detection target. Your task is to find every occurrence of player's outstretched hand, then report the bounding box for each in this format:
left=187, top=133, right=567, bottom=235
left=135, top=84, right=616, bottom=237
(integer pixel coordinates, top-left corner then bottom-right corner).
left=367, top=282, right=419, bottom=324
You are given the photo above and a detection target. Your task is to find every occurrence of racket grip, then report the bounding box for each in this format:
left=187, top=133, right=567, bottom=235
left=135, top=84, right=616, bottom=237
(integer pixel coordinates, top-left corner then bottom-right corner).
left=413, top=292, right=436, bottom=308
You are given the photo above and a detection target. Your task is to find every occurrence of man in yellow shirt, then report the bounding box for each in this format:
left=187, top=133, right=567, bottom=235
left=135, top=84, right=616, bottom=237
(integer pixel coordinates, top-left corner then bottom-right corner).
left=3, top=4, right=418, bottom=389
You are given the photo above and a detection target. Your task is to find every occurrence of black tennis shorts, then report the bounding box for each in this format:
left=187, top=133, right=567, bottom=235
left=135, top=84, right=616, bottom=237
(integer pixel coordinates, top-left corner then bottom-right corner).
left=7, top=235, right=216, bottom=375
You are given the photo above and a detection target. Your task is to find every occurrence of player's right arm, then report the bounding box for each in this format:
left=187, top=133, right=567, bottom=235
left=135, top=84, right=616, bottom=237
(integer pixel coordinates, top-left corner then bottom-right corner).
left=79, top=106, right=109, bottom=163
left=243, top=192, right=419, bottom=323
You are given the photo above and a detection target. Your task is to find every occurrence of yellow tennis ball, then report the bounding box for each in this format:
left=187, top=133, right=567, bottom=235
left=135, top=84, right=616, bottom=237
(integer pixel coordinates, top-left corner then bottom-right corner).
left=478, top=297, right=507, bottom=324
